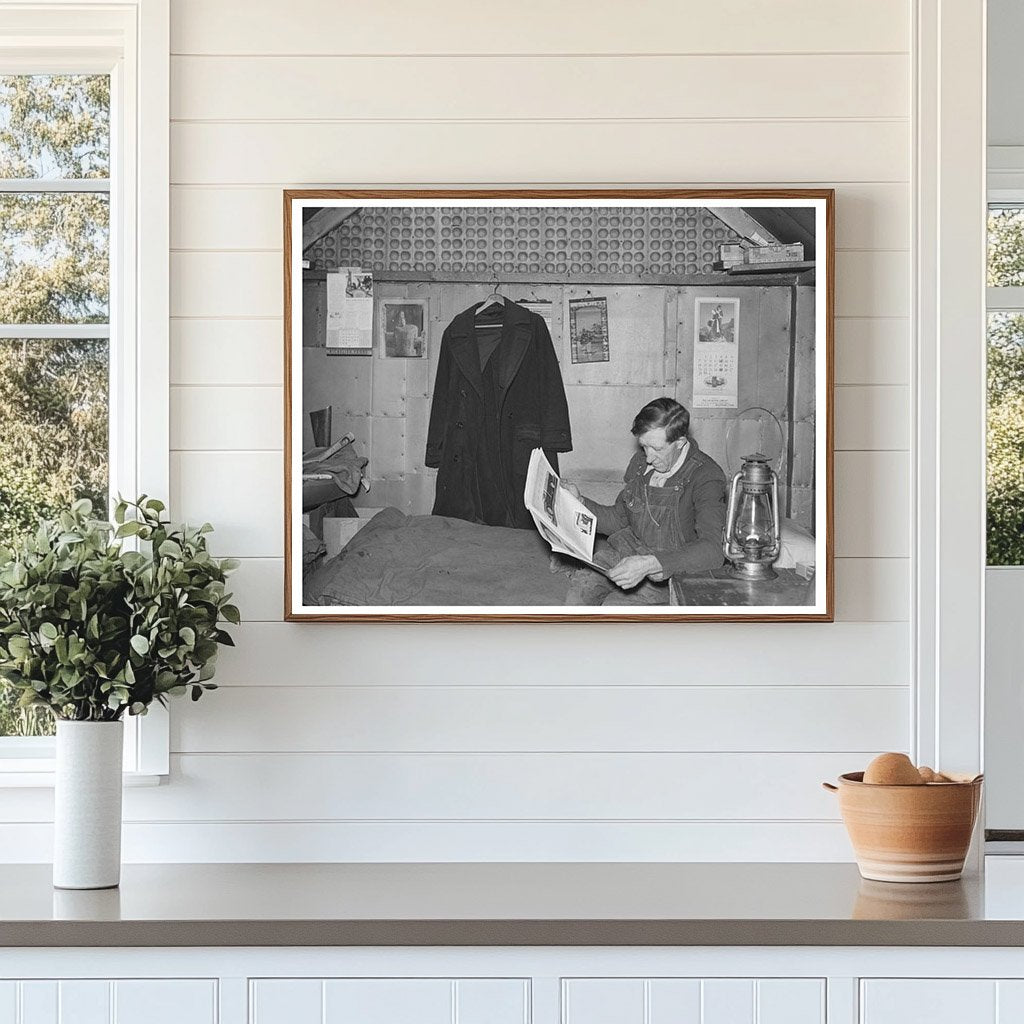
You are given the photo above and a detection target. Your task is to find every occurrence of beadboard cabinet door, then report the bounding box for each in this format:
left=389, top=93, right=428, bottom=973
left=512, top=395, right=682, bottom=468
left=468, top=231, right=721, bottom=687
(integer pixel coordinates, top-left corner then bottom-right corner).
left=860, top=979, right=1024, bottom=1024
left=249, top=978, right=529, bottom=1024
left=562, top=978, right=825, bottom=1024
left=0, top=980, right=217, bottom=1024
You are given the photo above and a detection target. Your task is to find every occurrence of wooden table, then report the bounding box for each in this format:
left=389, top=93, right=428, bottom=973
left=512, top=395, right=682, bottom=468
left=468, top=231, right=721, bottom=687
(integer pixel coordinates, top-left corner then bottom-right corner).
left=669, top=566, right=814, bottom=607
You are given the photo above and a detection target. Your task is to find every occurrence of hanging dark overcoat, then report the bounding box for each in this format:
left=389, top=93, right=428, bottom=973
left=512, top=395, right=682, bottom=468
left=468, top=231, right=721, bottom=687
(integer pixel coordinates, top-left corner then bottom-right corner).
left=425, top=300, right=572, bottom=528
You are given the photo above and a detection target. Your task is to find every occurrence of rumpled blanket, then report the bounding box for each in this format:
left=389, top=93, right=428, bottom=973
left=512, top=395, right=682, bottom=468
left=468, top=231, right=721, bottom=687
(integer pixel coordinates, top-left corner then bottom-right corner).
left=303, top=508, right=572, bottom=607
left=302, top=445, right=368, bottom=496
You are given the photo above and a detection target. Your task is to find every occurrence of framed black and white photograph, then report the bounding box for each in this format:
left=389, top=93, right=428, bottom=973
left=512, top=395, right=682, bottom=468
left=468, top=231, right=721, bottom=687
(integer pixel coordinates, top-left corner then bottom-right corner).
left=285, top=190, right=834, bottom=622
left=380, top=299, right=428, bottom=358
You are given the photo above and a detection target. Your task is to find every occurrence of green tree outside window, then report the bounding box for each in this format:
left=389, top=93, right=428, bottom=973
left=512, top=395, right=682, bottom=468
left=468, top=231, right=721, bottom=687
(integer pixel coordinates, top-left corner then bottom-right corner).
left=0, top=75, right=110, bottom=735
left=988, top=208, right=1024, bottom=566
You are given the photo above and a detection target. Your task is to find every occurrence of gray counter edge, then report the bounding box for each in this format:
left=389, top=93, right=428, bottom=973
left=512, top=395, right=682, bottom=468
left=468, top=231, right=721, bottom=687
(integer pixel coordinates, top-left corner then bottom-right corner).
left=2, top=919, right=1022, bottom=948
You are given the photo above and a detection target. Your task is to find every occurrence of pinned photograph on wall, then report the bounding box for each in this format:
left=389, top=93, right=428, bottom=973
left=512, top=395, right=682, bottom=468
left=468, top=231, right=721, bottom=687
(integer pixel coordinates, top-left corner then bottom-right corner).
left=285, top=191, right=834, bottom=622
left=697, top=298, right=738, bottom=344
left=568, top=296, right=610, bottom=364
left=325, top=267, right=373, bottom=353
left=693, top=297, right=740, bottom=409
left=345, top=269, right=373, bottom=298
left=380, top=299, right=427, bottom=358
left=518, top=299, right=555, bottom=344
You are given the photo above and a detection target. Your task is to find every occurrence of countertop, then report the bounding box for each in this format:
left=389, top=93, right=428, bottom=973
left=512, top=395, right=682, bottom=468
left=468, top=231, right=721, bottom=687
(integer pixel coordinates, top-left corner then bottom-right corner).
left=4, top=861, right=1024, bottom=947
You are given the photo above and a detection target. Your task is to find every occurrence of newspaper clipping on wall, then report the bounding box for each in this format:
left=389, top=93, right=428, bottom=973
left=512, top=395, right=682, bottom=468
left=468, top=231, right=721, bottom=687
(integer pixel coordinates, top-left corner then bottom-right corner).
left=568, top=296, right=610, bottom=364
left=326, top=267, right=374, bottom=352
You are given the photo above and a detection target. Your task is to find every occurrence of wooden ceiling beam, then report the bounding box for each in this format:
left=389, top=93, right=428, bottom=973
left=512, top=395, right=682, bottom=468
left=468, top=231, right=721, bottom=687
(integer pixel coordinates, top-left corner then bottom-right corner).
left=707, top=207, right=782, bottom=246
left=302, top=207, right=361, bottom=252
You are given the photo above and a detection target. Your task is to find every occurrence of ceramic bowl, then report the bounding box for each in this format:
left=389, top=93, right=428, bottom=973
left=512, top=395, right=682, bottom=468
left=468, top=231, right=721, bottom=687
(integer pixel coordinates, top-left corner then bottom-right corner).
left=823, top=771, right=983, bottom=883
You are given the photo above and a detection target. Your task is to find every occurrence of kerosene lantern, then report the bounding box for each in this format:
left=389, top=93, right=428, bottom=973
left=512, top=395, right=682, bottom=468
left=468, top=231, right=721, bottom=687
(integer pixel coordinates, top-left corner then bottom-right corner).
left=723, top=452, right=781, bottom=580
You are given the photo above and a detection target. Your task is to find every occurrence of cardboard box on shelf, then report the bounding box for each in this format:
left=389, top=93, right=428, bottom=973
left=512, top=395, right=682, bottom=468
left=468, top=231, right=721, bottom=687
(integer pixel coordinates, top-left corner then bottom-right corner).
left=745, top=242, right=805, bottom=264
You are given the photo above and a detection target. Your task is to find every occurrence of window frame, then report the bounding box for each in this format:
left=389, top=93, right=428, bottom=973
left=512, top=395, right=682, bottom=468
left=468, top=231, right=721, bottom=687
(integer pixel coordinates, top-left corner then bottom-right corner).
left=985, top=195, right=1024, bottom=570
left=987, top=196, right=1024, bottom=315
left=983, top=193, right=1024, bottom=837
left=0, top=0, right=169, bottom=782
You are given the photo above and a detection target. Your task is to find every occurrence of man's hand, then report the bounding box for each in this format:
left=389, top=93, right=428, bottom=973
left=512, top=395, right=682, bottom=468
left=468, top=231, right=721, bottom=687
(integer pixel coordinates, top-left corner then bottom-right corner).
left=608, top=554, right=663, bottom=589
left=560, top=480, right=582, bottom=500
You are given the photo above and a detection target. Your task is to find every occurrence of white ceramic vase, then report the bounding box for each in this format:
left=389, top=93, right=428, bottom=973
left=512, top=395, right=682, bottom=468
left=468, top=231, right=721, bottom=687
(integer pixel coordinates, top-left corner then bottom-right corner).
left=53, top=720, right=124, bottom=889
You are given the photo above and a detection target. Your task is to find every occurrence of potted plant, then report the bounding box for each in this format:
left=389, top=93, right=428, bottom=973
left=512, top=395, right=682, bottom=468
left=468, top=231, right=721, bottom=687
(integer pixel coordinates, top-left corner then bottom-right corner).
left=0, top=497, right=239, bottom=889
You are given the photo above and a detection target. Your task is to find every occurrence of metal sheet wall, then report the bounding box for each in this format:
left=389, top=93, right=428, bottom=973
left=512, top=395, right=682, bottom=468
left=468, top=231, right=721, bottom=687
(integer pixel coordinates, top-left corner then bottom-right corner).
left=301, top=279, right=811, bottom=529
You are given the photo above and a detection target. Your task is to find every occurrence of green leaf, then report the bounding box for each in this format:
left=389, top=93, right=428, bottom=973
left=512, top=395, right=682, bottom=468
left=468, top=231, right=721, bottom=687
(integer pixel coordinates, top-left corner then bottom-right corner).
left=8, top=636, right=30, bottom=657
left=178, top=626, right=196, bottom=646
left=158, top=539, right=183, bottom=559
left=39, top=622, right=58, bottom=641
left=130, top=634, right=150, bottom=656
left=195, top=640, right=218, bottom=662
left=220, top=604, right=240, bottom=625
left=120, top=551, right=145, bottom=571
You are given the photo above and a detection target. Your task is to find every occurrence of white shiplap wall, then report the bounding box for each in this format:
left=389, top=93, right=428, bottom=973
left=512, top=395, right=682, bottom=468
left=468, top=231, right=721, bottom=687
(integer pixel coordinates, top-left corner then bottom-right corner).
left=13, top=0, right=917, bottom=862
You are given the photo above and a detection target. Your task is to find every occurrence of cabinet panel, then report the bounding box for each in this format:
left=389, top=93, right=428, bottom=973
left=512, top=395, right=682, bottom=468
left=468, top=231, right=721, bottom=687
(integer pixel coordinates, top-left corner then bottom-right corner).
left=563, top=980, right=644, bottom=1024
left=648, top=979, right=702, bottom=1022
left=702, top=979, right=754, bottom=1024
left=58, top=982, right=110, bottom=1024
left=455, top=980, right=529, bottom=1024
left=998, top=980, right=1024, bottom=1023
left=861, top=981, right=996, bottom=1024
left=252, top=979, right=527, bottom=1024
left=114, top=981, right=217, bottom=1024
left=19, top=983, right=56, bottom=1024
left=324, top=980, right=450, bottom=1024
left=250, top=979, right=322, bottom=1024
left=564, top=978, right=825, bottom=1024
left=756, top=979, right=825, bottom=1024
left=0, top=984, right=15, bottom=1024
left=0, top=981, right=217, bottom=1024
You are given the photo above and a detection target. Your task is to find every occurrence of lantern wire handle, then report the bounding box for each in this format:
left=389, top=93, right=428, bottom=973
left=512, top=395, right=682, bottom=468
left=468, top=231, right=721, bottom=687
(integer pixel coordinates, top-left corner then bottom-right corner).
left=724, top=406, right=786, bottom=477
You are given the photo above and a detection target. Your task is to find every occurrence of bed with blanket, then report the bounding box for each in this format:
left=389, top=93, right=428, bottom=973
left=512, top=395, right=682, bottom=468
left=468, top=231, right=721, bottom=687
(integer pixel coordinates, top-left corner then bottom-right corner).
left=303, top=507, right=572, bottom=607
left=302, top=506, right=817, bottom=608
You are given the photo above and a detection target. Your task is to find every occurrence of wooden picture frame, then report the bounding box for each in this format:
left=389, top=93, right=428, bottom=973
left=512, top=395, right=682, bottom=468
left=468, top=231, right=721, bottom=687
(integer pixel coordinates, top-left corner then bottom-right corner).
left=285, top=189, right=834, bottom=622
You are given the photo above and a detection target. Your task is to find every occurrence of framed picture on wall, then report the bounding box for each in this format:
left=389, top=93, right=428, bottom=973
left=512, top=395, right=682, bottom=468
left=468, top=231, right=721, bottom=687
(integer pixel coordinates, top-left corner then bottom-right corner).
left=379, top=298, right=428, bottom=358
left=284, top=189, right=834, bottom=622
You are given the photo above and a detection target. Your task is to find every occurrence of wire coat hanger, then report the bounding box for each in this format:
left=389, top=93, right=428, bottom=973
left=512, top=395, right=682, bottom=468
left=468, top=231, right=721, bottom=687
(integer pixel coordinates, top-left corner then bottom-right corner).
left=476, top=269, right=505, bottom=317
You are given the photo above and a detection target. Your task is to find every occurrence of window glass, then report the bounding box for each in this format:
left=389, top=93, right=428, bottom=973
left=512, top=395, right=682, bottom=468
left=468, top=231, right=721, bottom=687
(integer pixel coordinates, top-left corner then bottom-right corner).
left=0, top=75, right=110, bottom=739
left=0, top=192, right=109, bottom=323
left=989, top=207, right=1024, bottom=288
left=987, top=312, right=1024, bottom=565
left=0, top=75, right=109, bottom=179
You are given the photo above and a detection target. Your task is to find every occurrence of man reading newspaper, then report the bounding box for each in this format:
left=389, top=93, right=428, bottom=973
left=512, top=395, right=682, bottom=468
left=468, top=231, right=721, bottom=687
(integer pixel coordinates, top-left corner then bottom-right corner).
left=527, top=398, right=728, bottom=606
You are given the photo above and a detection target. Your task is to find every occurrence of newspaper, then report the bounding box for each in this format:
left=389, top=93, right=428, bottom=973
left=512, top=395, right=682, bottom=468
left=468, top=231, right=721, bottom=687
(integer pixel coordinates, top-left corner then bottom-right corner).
left=524, top=448, right=608, bottom=574
left=326, top=268, right=373, bottom=351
